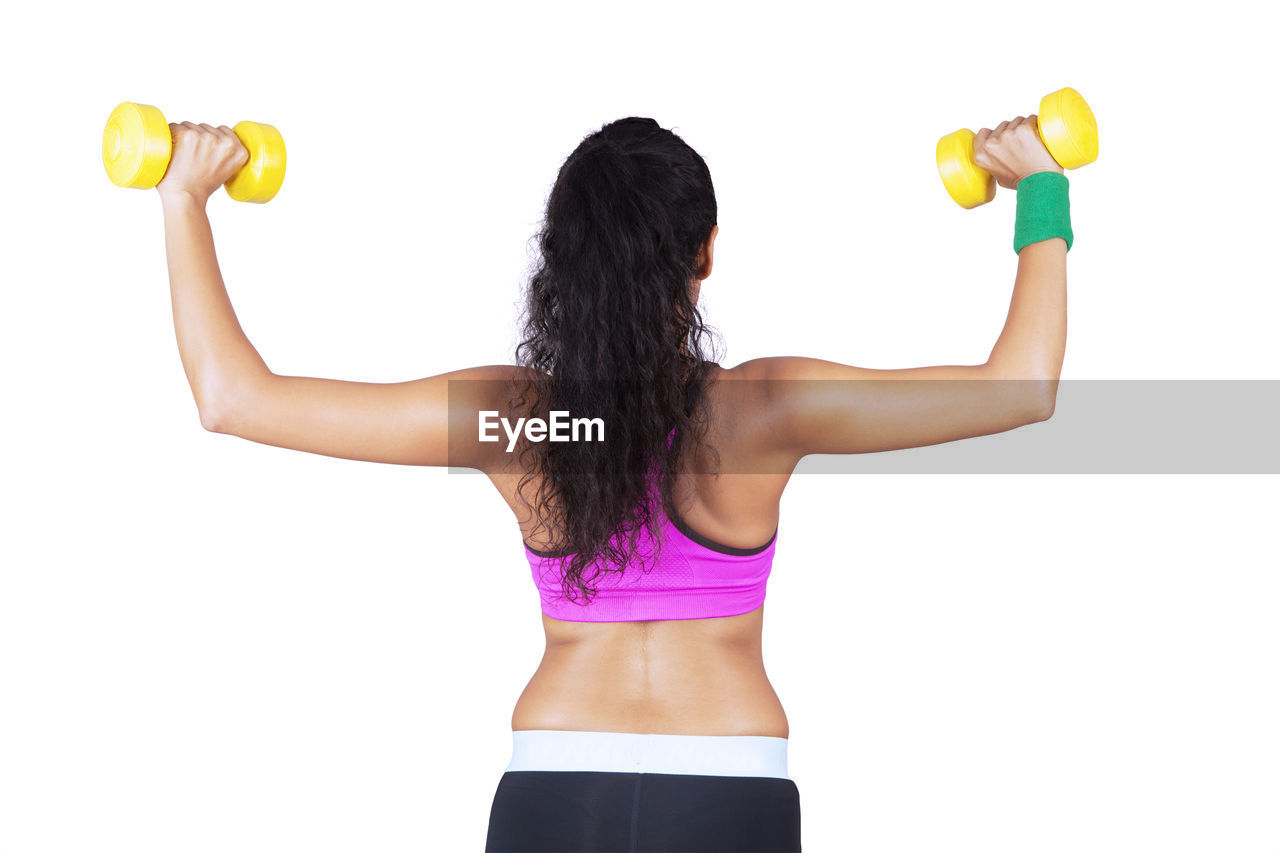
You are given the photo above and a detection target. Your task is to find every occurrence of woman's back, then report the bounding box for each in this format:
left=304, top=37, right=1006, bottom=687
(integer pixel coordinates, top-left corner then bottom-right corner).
left=484, top=360, right=795, bottom=737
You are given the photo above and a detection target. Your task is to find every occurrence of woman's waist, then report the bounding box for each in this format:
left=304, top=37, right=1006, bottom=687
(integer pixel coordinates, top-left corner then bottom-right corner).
left=512, top=647, right=788, bottom=738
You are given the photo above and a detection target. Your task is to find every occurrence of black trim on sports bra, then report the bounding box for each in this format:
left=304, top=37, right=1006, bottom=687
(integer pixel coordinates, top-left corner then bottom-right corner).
left=524, top=541, right=565, bottom=559
left=666, top=509, right=778, bottom=556
left=526, top=513, right=777, bottom=559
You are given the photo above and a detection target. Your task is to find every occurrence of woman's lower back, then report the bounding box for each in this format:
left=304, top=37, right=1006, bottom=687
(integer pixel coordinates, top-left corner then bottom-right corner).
left=510, top=606, right=789, bottom=738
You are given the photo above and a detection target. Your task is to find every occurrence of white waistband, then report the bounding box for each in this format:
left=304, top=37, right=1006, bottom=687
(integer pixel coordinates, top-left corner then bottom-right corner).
left=505, top=730, right=790, bottom=779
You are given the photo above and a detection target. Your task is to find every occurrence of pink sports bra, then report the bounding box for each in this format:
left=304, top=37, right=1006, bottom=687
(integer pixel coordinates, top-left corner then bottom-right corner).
left=523, top=484, right=779, bottom=623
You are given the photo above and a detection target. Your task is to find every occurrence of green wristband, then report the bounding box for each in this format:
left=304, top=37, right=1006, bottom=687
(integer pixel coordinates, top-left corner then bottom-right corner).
left=1013, top=171, right=1073, bottom=254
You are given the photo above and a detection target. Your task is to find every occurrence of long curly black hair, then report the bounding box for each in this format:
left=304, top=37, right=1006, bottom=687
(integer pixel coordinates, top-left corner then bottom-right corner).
left=511, top=116, right=722, bottom=607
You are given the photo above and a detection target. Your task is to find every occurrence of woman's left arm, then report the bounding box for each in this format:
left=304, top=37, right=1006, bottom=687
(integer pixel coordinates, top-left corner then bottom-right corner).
left=158, top=122, right=512, bottom=471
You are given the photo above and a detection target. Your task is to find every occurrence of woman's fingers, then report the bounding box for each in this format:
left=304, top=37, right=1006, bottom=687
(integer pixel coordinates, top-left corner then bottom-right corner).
left=973, top=128, right=992, bottom=168
left=156, top=119, right=250, bottom=201
left=216, top=126, right=249, bottom=169
left=976, top=112, right=1063, bottom=186
left=974, top=119, right=1022, bottom=189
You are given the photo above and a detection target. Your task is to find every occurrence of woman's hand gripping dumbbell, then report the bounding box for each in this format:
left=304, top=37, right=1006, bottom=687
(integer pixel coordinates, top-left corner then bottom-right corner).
left=937, top=86, right=1098, bottom=209
left=970, top=115, right=1063, bottom=196
left=102, top=102, right=286, bottom=204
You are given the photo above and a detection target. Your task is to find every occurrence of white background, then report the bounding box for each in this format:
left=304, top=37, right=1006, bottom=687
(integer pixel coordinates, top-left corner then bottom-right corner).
left=2, top=2, right=1277, bottom=851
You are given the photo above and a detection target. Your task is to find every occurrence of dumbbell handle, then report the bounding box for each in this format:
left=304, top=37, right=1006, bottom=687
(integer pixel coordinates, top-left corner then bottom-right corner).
left=102, top=102, right=286, bottom=204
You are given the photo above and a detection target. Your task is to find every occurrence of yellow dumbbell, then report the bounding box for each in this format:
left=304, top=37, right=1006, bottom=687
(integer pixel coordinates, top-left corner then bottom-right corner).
left=102, top=102, right=286, bottom=203
left=936, top=86, right=1098, bottom=209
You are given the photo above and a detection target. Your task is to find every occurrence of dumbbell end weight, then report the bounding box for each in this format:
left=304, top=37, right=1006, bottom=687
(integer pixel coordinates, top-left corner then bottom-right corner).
left=102, top=102, right=172, bottom=189
left=936, top=128, right=996, bottom=209
left=1037, top=86, right=1098, bottom=170
left=224, top=120, right=286, bottom=203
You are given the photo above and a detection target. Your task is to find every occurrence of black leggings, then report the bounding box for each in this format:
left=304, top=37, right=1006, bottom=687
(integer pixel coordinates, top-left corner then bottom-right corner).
left=485, top=770, right=802, bottom=852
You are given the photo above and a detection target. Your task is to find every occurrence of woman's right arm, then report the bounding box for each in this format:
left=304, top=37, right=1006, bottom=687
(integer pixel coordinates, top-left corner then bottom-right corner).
left=749, top=114, right=1069, bottom=461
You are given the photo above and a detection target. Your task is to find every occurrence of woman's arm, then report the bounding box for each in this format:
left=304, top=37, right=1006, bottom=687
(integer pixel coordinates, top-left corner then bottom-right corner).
left=157, top=122, right=263, bottom=422
left=157, top=122, right=512, bottom=472
left=748, top=114, right=1069, bottom=461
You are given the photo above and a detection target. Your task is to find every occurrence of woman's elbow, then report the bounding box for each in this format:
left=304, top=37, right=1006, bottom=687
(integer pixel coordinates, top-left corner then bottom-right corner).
left=199, top=402, right=232, bottom=433
left=196, top=373, right=261, bottom=434
left=197, top=386, right=243, bottom=434
left=1025, top=379, right=1058, bottom=423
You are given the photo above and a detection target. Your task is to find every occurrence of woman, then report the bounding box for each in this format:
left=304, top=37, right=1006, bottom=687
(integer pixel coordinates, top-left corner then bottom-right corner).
left=155, top=113, right=1069, bottom=851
